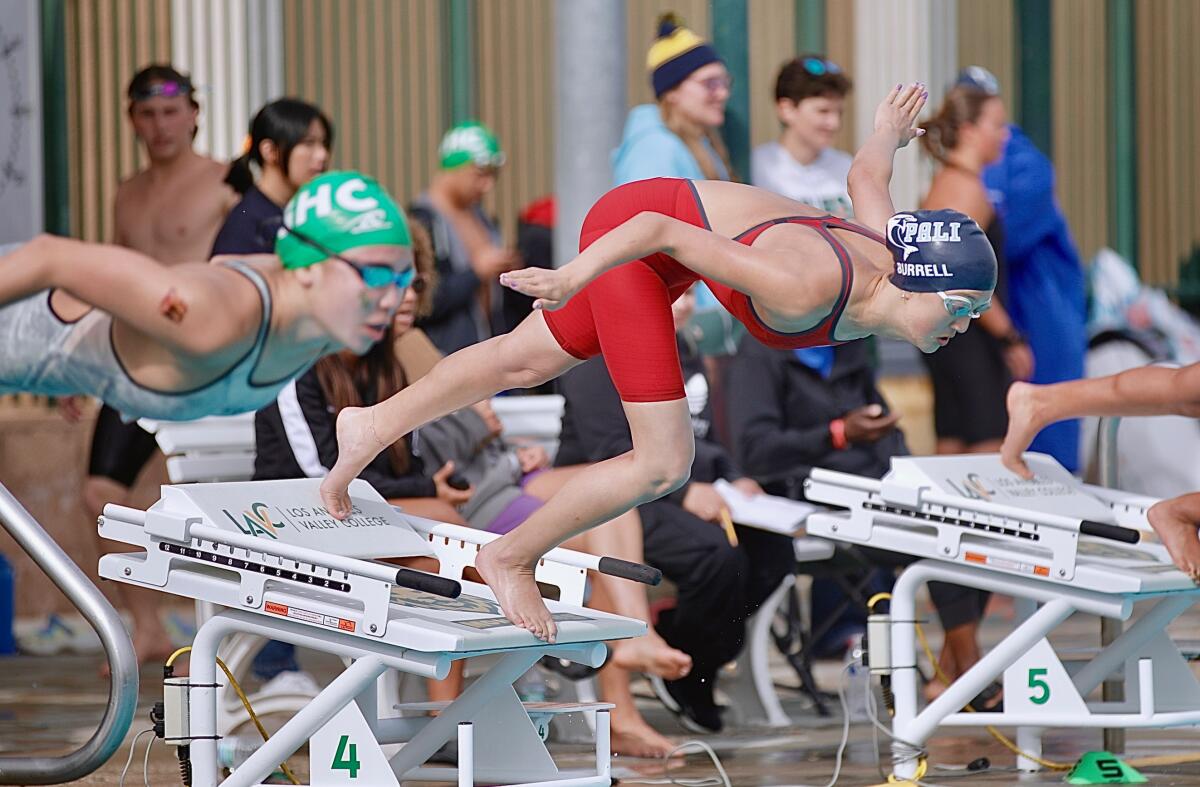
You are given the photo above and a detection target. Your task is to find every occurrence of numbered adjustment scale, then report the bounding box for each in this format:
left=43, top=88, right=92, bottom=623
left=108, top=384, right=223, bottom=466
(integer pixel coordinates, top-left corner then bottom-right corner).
left=804, top=454, right=1200, bottom=779
left=100, top=479, right=650, bottom=787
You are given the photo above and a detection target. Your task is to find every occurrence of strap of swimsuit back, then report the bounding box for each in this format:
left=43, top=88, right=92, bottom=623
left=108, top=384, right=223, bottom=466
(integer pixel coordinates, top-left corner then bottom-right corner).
left=220, top=260, right=274, bottom=361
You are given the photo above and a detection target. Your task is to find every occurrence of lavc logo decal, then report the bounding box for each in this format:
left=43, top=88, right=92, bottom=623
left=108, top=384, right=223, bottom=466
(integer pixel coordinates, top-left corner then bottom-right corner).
left=222, top=502, right=286, bottom=539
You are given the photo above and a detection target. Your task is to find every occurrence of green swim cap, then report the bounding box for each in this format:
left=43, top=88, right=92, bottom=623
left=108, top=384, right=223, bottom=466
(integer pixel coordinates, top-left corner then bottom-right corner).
left=275, top=171, right=411, bottom=269
left=438, top=121, right=506, bottom=169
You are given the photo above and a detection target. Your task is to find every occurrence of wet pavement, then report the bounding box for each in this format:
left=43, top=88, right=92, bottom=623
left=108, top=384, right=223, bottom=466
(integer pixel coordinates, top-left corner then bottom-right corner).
left=4, top=610, right=1200, bottom=786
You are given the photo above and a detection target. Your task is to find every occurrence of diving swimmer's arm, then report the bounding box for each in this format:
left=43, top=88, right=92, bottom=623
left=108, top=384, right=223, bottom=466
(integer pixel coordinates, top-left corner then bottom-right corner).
left=848, top=83, right=929, bottom=234
left=9, top=234, right=248, bottom=355
left=1001, top=362, right=1200, bottom=477
left=500, top=212, right=810, bottom=316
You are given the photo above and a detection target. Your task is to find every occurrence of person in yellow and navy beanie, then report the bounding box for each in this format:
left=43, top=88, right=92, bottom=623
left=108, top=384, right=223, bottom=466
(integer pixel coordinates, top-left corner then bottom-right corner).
left=648, top=13, right=724, bottom=98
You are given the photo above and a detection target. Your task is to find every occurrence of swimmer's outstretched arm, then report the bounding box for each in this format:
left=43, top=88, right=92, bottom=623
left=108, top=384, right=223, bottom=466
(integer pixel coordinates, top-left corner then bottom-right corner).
left=502, top=212, right=812, bottom=314
left=848, top=82, right=928, bottom=233
left=1001, top=362, right=1200, bottom=477
left=1, top=235, right=249, bottom=355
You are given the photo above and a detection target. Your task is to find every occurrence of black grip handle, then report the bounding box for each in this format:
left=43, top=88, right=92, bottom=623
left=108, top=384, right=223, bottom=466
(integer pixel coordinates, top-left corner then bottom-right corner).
left=394, top=568, right=462, bottom=598
left=1080, top=519, right=1140, bottom=544
left=598, top=556, right=662, bottom=586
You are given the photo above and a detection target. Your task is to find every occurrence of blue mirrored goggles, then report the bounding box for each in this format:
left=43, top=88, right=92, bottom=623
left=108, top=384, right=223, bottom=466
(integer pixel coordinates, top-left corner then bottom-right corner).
left=802, top=56, right=842, bottom=76
left=280, top=223, right=415, bottom=290
left=938, top=292, right=991, bottom=319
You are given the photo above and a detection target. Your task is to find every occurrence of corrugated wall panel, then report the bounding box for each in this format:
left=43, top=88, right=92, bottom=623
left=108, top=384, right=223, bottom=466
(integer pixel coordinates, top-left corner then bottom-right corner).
left=477, top=0, right=554, bottom=242
left=626, top=0, right=710, bottom=109
left=825, top=0, right=855, bottom=152
left=283, top=1, right=445, bottom=215
left=65, top=0, right=172, bottom=242
left=748, top=1, right=796, bottom=149
left=1135, top=0, right=1198, bottom=287
left=957, top=0, right=1014, bottom=109
left=1053, top=0, right=1108, bottom=261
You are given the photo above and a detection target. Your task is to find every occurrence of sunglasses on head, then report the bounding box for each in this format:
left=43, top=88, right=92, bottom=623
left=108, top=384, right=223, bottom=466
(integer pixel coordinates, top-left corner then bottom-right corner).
left=279, top=223, right=416, bottom=290
left=938, top=291, right=991, bottom=319
left=801, top=57, right=842, bottom=77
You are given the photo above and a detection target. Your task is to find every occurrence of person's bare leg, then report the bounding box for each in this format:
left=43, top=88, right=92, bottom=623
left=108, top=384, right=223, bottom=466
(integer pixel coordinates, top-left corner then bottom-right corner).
left=597, top=663, right=679, bottom=758
left=522, top=464, right=584, bottom=502
left=935, top=437, right=967, bottom=455
left=428, top=663, right=465, bottom=704
left=475, top=399, right=695, bottom=644
left=965, top=438, right=1003, bottom=454
left=322, top=312, right=579, bottom=518
left=570, top=512, right=690, bottom=679
left=389, top=497, right=469, bottom=526
left=86, top=477, right=173, bottom=666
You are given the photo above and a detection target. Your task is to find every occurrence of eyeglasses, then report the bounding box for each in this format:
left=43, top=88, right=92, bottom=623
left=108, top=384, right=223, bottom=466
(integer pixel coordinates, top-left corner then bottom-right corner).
left=690, top=74, right=734, bottom=94
left=938, top=292, right=991, bottom=319
left=280, top=223, right=415, bottom=290
left=801, top=57, right=842, bottom=77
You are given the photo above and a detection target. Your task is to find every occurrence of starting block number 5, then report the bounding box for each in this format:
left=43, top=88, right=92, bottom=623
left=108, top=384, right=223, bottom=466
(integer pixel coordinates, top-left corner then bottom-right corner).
left=1004, top=639, right=1087, bottom=714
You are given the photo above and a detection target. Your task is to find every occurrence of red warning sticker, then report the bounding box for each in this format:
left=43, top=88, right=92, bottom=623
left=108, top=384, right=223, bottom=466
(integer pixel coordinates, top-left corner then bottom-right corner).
left=964, top=551, right=1050, bottom=577
left=264, top=600, right=355, bottom=632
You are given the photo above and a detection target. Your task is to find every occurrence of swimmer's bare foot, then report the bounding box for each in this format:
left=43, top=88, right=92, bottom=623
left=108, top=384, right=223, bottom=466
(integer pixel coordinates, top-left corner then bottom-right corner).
left=476, top=539, right=557, bottom=643
left=320, top=406, right=384, bottom=520
left=611, top=634, right=692, bottom=680
left=1001, top=382, right=1044, bottom=479
left=611, top=713, right=680, bottom=759
left=1148, top=497, right=1200, bottom=581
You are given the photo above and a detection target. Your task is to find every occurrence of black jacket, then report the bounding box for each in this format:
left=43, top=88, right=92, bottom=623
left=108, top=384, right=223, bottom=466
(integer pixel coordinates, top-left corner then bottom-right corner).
left=555, top=337, right=742, bottom=500
left=728, top=337, right=907, bottom=499
left=407, top=203, right=486, bottom=355
left=253, top=367, right=437, bottom=499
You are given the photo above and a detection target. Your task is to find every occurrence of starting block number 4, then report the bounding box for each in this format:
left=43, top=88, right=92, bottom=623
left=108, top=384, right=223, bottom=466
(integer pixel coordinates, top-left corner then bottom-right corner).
left=310, top=703, right=398, bottom=786
left=1004, top=638, right=1087, bottom=715
left=331, top=736, right=361, bottom=779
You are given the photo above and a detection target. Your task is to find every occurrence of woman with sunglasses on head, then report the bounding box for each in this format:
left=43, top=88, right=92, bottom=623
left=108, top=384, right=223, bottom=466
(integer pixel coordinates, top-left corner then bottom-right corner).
left=211, top=97, right=333, bottom=257
left=918, top=81, right=1034, bottom=455
left=0, top=171, right=414, bottom=422
left=320, top=84, right=998, bottom=643
left=753, top=55, right=854, bottom=218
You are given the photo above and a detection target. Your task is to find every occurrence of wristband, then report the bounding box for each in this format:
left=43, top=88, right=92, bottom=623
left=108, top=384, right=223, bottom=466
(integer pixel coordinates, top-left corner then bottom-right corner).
left=830, top=418, right=848, bottom=450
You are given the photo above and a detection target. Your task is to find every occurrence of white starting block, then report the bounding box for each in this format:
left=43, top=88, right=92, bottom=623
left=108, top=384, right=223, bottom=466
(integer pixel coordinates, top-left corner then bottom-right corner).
left=99, top=478, right=654, bottom=786
left=804, top=453, right=1200, bottom=779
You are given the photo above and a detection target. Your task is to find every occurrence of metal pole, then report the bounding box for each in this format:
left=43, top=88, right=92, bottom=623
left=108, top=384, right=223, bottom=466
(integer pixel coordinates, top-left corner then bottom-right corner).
left=553, top=0, right=626, bottom=268
left=1097, top=416, right=1125, bottom=754
left=0, top=485, right=138, bottom=785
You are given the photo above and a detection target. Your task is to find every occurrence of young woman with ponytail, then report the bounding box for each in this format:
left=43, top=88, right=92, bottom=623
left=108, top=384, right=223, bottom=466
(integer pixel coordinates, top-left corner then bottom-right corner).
left=211, top=98, right=334, bottom=255
left=918, top=83, right=1033, bottom=455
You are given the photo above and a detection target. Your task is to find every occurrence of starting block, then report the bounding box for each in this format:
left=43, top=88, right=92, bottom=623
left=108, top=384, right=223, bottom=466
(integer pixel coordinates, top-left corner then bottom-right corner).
left=99, top=478, right=653, bottom=786
left=804, top=453, right=1200, bottom=779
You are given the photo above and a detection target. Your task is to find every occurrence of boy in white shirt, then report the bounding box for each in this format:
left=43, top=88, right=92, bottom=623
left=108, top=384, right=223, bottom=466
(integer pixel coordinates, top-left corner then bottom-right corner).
left=751, top=56, right=853, bottom=217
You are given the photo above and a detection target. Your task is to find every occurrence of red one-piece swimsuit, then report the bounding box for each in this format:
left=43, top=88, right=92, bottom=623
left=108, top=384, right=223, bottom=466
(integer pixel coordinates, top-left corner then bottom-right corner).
left=543, top=177, right=884, bottom=402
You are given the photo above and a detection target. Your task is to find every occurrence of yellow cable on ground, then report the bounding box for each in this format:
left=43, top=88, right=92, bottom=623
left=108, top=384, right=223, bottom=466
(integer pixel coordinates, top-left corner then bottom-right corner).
left=912, top=622, right=1074, bottom=771
left=165, top=647, right=301, bottom=785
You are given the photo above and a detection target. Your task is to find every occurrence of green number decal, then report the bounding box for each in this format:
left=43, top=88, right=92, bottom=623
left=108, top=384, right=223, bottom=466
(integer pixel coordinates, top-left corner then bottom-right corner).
left=1027, top=668, right=1050, bottom=705
left=332, top=734, right=361, bottom=778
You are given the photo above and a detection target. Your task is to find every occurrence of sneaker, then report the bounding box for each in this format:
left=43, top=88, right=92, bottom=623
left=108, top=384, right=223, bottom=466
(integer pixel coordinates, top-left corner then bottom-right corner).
left=257, top=670, right=321, bottom=698
left=17, top=615, right=77, bottom=656
left=648, top=672, right=723, bottom=734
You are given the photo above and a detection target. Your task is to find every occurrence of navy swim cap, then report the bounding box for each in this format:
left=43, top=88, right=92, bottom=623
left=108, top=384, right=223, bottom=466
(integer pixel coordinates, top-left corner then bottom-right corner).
left=886, top=209, right=997, bottom=294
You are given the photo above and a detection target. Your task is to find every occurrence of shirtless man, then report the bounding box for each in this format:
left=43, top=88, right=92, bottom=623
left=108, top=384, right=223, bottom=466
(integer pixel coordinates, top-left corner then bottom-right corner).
left=79, top=64, right=236, bottom=665
left=1001, top=364, right=1200, bottom=580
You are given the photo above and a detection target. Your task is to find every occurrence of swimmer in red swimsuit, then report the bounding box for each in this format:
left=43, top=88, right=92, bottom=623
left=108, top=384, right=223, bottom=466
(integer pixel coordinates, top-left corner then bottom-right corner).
left=321, top=83, right=998, bottom=642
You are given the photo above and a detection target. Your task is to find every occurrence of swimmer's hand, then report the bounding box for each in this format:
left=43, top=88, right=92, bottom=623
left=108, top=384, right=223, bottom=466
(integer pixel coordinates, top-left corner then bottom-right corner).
left=1000, top=382, right=1044, bottom=480
left=499, top=266, right=579, bottom=311
left=874, top=82, right=928, bottom=149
